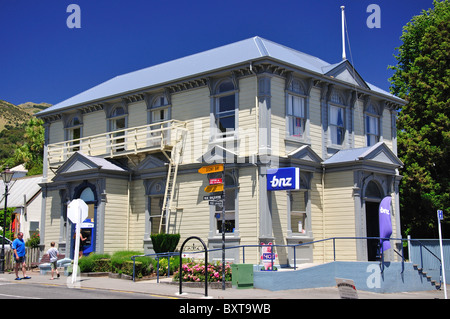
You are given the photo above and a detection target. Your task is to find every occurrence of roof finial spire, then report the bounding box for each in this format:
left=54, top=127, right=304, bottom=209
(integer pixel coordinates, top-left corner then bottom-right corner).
left=341, top=6, right=346, bottom=60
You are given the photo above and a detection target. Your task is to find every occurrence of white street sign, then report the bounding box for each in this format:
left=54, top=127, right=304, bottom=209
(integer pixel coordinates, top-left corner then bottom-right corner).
left=67, top=199, right=89, bottom=284
left=67, top=199, right=88, bottom=224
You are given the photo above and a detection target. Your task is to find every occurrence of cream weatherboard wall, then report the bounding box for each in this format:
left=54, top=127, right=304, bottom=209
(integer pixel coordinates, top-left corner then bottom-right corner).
left=103, top=178, right=129, bottom=254
left=322, top=170, right=357, bottom=262
left=43, top=190, right=62, bottom=251
left=171, top=86, right=210, bottom=165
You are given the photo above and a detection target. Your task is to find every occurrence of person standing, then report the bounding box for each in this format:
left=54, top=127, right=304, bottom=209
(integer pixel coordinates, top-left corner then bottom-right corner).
left=12, top=232, right=30, bottom=280
left=47, top=242, right=60, bottom=280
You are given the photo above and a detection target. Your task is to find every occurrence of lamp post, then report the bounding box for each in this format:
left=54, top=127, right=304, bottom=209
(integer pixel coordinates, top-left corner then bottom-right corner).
left=1, top=167, right=14, bottom=273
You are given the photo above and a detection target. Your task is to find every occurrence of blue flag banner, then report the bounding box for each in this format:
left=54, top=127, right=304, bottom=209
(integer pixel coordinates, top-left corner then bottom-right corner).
left=378, top=196, right=392, bottom=251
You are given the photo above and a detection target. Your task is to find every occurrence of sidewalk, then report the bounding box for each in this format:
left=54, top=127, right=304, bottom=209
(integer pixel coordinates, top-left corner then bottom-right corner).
left=0, top=269, right=447, bottom=299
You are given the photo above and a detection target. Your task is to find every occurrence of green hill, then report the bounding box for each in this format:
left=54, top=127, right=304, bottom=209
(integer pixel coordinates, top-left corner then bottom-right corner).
left=0, top=99, right=50, bottom=167
left=0, top=100, right=50, bottom=131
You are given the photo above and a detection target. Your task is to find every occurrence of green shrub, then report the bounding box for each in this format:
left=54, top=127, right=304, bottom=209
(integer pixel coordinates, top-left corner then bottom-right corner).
left=111, top=250, right=153, bottom=277
left=25, top=233, right=40, bottom=248
left=150, top=233, right=180, bottom=253
left=94, top=259, right=111, bottom=272
left=78, top=253, right=110, bottom=273
left=152, top=255, right=183, bottom=276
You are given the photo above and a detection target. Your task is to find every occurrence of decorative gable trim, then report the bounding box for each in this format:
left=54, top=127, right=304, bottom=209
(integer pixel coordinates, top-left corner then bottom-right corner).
left=323, top=60, right=369, bottom=90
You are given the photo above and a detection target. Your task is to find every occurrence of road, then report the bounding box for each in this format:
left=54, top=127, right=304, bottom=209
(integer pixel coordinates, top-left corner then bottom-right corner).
left=0, top=280, right=168, bottom=299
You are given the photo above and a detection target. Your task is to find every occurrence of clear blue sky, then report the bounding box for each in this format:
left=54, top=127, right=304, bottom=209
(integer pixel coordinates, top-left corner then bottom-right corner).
left=0, top=0, right=434, bottom=106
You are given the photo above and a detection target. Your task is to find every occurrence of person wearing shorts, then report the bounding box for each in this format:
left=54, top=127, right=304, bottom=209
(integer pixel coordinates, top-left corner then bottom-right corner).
left=12, top=232, right=30, bottom=280
left=47, top=242, right=60, bottom=280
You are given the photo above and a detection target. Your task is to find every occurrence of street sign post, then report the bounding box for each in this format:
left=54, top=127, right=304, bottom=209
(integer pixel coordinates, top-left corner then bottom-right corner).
left=67, top=199, right=89, bottom=284
left=198, top=164, right=224, bottom=174
left=437, top=210, right=447, bottom=299
left=209, top=178, right=223, bottom=185
left=203, top=194, right=224, bottom=201
left=198, top=162, right=226, bottom=290
left=204, top=184, right=224, bottom=193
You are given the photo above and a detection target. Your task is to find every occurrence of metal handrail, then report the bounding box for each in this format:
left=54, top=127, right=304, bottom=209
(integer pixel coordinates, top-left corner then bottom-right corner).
left=130, top=236, right=444, bottom=287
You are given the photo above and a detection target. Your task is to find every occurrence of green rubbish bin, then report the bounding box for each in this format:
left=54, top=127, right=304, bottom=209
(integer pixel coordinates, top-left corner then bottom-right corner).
left=231, top=264, right=253, bottom=289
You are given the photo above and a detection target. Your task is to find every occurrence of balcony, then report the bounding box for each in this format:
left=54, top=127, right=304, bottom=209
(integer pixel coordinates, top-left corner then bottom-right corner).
left=47, top=120, right=187, bottom=165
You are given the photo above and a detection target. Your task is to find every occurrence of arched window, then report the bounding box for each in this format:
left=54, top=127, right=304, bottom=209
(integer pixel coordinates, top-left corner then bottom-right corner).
left=214, top=79, right=236, bottom=138
left=65, top=114, right=82, bottom=152
left=287, top=79, right=307, bottom=138
left=365, top=104, right=380, bottom=146
left=80, top=187, right=95, bottom=202
left=78, top=186, right=96, bottom=221
left=150, top=95, right=169, bottom=123
left=365, top=180, right=382, bottom=200
left=109, top=105, right=127, bottom=152
left=329, top=91, right=346, bottom=146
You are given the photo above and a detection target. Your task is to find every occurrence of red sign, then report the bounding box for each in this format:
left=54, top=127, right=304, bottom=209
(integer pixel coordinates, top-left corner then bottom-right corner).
left=209, top=178, right=223, bottom=185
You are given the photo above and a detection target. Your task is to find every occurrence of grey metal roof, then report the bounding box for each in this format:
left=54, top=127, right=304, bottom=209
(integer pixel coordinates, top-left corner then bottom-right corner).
left=37, top=36, right=402, bottom=117
left=322, top=146, right=372, bottom=165
left=322, top=142, right=403, bottom=167
left=0, top=175, right=42, bottom=208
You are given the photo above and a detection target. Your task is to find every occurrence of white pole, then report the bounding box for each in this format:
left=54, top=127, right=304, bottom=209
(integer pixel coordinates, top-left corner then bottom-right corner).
left=438, top=210, right=447, bottom=299
left=341, top=6, right=346, bottom=60
left=71, top=208, right=81, bottom=284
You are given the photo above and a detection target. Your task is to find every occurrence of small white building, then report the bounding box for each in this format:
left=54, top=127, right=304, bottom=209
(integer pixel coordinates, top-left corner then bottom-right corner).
left=0, top=174, right=42, bottom=241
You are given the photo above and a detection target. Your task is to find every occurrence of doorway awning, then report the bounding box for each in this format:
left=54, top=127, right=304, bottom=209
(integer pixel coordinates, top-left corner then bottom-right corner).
left=322, top=142, right=403, bottom=173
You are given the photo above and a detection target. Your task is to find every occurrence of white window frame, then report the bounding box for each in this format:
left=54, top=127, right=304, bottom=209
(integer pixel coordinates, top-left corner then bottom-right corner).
left=329, top=104, right=345, bottom=146
left=287, top=94, right=306, bottom=139
left=212, top=79, right=238, bottom=141
left=108, top=105, right=128, bottom=152
left=365, top=103, right=380, bottom=147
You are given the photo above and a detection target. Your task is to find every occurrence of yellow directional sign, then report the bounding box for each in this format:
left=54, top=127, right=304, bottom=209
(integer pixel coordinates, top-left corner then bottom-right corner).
left=198, top=164, right=224, bottom=174
left=204, top=184, right=224, bottom=193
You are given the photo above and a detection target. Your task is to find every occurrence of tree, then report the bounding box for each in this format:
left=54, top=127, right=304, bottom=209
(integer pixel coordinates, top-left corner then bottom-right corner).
left=389, top=0, right=449, bottom=238
left=10, top=117, right=44, bottom=175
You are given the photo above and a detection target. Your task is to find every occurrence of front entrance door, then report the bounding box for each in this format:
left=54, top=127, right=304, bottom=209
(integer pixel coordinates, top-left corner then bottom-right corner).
left=366, top=202, right=380, bottom=261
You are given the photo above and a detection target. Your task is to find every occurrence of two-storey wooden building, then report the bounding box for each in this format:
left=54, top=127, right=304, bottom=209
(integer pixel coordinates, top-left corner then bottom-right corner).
left=37, top=37, right=405, bottom=265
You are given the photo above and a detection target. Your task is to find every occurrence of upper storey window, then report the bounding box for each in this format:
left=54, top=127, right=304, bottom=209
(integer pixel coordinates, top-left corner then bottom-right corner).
left=365, top=103, right=380, bottom=147
left=214, top=79, right=237, bottom=139
left=65, top=114, right=83, bottom=152
left=329, top=91, right=346, bottom=146
left=150, top=95, right=170, bottom=123
left=286, top=79, right=307, bottom=139
left=108, top=105, right=128, bottom=152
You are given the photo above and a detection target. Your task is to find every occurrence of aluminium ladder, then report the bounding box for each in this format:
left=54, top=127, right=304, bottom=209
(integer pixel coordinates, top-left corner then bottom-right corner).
left=158, top=127, right=186, bottom=234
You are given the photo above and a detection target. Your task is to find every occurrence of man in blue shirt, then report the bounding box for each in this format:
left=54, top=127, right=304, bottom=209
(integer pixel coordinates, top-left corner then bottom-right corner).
left=12, top=232, right=30, bottom=280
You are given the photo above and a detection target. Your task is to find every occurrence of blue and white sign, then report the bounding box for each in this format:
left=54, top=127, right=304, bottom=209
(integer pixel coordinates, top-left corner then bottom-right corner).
left=267, top=167, right=300, bottom=191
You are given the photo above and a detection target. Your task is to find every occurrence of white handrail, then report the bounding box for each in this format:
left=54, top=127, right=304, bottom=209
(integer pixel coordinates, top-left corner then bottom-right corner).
left=47, top=120, right=186, bottom=164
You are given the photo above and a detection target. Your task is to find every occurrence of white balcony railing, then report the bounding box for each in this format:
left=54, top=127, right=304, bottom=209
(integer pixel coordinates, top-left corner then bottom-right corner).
left=47, top=120, right=187, bottom=164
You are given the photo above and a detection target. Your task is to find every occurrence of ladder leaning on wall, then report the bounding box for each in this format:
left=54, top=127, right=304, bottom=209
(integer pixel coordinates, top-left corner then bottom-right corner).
left=159, top=126, right=187, bottom=234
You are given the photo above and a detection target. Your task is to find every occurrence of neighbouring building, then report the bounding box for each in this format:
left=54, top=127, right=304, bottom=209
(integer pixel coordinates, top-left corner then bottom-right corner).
left=0, top=174, right=42, bottom=241
left=36, top=37, right=405, bottom=265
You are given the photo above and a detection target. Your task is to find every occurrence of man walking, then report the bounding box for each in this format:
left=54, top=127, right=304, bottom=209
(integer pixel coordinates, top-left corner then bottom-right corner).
left=12, top=232, right=30, bottom=280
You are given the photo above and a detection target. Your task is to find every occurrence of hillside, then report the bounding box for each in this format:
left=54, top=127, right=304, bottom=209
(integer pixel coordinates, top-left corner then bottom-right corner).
left=0, top=100, right=50, bottom=131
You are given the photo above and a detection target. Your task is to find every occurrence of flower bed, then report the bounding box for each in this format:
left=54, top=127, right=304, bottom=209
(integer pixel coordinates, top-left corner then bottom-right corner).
left=173, top=261, right=232, bottom=283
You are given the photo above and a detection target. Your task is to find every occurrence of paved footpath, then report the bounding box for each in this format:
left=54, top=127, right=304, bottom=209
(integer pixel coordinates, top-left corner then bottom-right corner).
left=0, top=269, right=447, bottom=299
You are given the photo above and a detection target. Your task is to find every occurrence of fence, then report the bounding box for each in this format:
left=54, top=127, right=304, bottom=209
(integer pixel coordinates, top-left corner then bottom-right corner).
left=3, top=247, right=40, bottom=271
